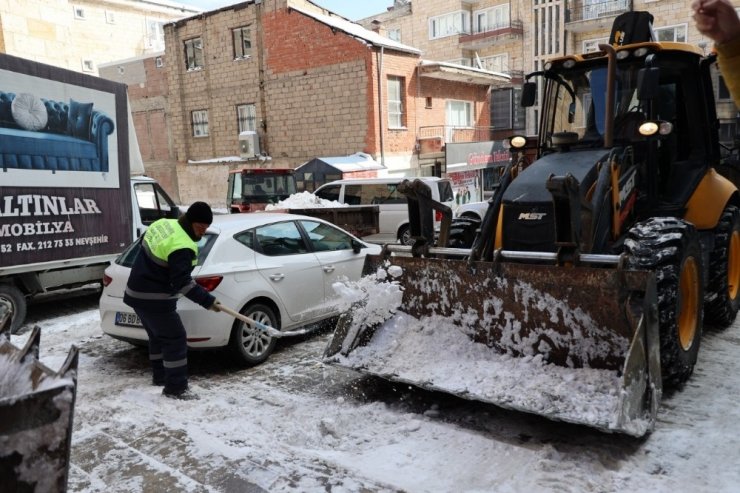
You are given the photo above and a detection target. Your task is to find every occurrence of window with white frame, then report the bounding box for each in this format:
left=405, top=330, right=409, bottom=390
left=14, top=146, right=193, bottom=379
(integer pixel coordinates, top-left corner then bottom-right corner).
left=387, top=28, right=401, bottom=42
left=583, top=37, right=608, bottom=53
left=146, top=19, right=165, bottom=50
left=184, top=38, right=204, bottom=70
left=387, top=76, right=405, bottom=128
left=654, top=24, right=687, bottom=43
left=105, top=11, right=115, bottom=24
left=73, top=6, right=85, bottom=19
left=155, top=56, right=164, bottom=68
left=429, top=11, right=470, bottom=40
left=237, top=104, right=257, bottom=133
left=481, top=54, right=508, bottom=73
left=81, top=59, right=94, bottom=72
left=474, top=4, right=509, bottom=33
left=192, top=110, right=209, bottom=137
left=446, top=100, right=473, bottom=128
left=233, top=26, right=251, bottom=59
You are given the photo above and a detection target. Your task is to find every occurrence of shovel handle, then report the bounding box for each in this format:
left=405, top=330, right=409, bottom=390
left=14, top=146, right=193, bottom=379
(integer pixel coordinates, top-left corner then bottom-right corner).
left=218, top=304, right=313, bottom=338
left=218, top=304, right=279, bottom=335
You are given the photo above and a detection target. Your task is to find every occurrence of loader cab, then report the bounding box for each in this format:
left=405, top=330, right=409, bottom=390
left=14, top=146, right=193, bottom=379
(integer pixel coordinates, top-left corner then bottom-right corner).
left=525, top=44, right=712, bottom=207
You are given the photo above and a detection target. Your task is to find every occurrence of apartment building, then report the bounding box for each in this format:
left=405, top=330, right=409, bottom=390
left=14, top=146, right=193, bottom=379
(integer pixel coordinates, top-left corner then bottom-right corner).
left=361, top=0, right=740, bottom=142
left=111, top=0, right=509, bottom=206
left=0, top=0, right=201, bottom=76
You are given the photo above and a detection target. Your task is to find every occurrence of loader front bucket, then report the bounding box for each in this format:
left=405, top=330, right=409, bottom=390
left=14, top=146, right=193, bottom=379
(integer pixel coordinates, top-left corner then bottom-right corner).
left=325, top=252, right=661, bottom=436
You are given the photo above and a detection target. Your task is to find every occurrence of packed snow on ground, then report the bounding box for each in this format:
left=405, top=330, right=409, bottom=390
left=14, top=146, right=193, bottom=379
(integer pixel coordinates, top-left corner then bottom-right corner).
left=6, top=273, right=740, bottom=491
left=265, top=191, right=349, bottom=210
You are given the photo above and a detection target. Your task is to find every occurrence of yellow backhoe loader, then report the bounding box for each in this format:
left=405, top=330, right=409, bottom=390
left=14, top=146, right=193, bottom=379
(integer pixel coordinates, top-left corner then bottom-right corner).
left=324, top=12, right=740, bottom=436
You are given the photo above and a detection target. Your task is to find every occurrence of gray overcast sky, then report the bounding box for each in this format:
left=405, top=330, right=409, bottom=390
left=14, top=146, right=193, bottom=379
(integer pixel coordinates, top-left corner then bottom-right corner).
left=182, top=0, right=394, bottom=21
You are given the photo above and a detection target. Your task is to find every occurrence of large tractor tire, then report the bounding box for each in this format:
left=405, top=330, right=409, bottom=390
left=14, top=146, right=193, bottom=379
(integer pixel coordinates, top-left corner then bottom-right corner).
left=447, top=217, right=481, bottom=248
left=705, top=205, right=740, bottom=327
left=624, top=218, right=704, bottom=387
left=0, top=284, right=26, bottom=334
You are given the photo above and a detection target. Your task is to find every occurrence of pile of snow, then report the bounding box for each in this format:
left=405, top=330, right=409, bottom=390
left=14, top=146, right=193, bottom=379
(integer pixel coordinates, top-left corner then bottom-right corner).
left=265, top=191, right=349, bottom=210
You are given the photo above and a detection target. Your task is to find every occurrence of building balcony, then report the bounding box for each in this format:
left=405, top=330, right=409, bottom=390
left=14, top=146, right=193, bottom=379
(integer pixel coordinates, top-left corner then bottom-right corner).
left=417, top=126, right=495, bottom=154
left=565, top=0, right=632, bottom=33
left=459, top=20, right=524, bottom=50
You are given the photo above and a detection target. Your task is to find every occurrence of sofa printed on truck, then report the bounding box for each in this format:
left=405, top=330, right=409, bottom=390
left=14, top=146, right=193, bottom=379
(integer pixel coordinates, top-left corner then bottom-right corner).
left=0, top=91, right=115, bottom=172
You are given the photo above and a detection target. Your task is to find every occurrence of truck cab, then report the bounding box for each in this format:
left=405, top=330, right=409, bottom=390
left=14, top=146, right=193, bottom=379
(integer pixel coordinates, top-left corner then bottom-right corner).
left=227, top=168, right=298, bottom=213
left=130, top=175, right=180, bottom=238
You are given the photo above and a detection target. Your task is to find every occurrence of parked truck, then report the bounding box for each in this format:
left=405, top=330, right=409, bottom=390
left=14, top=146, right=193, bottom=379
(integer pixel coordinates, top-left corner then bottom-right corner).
left=0, top=53, right=179, bottom=332
left=228, top=168, right=380, bottom=238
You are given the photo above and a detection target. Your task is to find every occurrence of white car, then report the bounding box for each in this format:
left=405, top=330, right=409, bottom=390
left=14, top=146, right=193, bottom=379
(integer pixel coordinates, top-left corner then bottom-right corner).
left=454, top=201, right=489, bottom=221
left=100, top=212, right=381, bottom=365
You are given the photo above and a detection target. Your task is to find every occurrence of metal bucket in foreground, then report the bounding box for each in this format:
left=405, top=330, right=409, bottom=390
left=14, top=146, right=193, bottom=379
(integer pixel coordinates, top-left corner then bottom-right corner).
left=0, top=300, right=79, bottom=492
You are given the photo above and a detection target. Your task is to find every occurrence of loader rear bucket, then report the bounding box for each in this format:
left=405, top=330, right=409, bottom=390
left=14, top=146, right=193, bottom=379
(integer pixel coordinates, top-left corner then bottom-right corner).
left=325, top=252, right=661, bottom=436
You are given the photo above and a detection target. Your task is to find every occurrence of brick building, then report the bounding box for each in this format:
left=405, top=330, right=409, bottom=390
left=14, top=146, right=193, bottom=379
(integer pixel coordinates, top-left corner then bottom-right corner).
left=110, top=0, right=509, bottom=206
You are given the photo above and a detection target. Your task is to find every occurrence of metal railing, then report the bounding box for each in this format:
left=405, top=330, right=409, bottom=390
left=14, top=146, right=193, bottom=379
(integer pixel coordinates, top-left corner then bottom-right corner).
left=470, top=19, right=524, bottom=36
left=565, top=0, right=631, bottom=23
left=418, top=126, right=495, bottom=143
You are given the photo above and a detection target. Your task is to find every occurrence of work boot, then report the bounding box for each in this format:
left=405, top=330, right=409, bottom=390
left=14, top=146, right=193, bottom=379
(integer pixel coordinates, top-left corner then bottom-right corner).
left=162, top=387, right=200, bottom=400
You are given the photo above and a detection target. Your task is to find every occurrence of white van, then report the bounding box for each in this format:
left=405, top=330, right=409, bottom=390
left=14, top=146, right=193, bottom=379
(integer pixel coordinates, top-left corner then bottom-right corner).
left=314, top=177, right=455, bottom=244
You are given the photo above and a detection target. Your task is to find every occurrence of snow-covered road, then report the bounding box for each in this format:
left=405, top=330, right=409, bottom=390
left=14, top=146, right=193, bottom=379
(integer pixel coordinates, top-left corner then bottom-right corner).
left=10, top=292, right=740, bottom=492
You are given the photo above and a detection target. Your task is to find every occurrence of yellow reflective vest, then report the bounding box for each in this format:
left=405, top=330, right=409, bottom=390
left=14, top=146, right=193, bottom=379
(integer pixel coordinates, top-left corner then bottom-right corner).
left=143, top=219, right=198, bottom=267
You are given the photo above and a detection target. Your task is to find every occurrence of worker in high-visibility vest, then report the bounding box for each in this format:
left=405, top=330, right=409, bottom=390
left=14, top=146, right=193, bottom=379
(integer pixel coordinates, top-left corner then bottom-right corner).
left=124, top=201, right=221, bottom=400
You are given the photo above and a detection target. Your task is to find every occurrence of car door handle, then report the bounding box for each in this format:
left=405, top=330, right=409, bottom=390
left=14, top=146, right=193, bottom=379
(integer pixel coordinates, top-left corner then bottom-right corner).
left=323, top=265, right=335, bottom=273
left=269, top=273, right=285, bottom=281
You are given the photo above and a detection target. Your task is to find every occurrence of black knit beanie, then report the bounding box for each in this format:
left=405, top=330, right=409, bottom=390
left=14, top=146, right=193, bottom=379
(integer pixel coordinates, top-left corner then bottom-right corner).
left=186, top=201, right=213, bottom=224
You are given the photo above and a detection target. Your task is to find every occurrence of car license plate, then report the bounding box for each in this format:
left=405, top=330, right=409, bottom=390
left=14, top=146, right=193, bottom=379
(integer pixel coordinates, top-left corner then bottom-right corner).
left=115, top=312, right=143, bottom=328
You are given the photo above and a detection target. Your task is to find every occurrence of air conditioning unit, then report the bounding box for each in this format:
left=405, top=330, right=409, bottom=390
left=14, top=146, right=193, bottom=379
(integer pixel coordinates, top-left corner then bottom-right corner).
left=239, top=131, right=260, bottom=159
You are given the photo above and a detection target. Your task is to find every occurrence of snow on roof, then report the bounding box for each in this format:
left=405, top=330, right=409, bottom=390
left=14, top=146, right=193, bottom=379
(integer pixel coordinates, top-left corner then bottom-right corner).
left=289, top=4, right=421, bottom=55
left=301, top=152, right=385, bottom=173
left=419, top=59, right=513, bottom=81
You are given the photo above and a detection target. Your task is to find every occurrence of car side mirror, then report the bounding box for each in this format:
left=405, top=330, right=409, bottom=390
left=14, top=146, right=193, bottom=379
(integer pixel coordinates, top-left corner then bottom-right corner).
left=521, top=82, right=537, bottom=107
left=352, top=239, right=363, bottom=254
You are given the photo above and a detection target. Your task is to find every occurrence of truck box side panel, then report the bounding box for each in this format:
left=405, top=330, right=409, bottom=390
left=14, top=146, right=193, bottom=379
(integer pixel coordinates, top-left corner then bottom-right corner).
left=0, top=53, right=132, bottom=269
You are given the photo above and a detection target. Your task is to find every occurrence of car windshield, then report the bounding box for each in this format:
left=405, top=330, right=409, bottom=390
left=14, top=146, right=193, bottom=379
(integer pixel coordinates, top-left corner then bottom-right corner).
left=115, top=232, right=217, bottom=268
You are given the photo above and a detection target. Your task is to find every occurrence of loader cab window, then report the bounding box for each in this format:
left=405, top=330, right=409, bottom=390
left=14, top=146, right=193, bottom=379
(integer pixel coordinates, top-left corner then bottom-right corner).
left=544, top=66, right=607, bottom=148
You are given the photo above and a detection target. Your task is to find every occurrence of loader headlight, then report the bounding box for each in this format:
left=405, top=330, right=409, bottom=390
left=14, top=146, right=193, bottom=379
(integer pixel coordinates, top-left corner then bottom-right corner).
left=616, top=49, right=631, bottom=60
left=639, top=121, right=673, bottom=137
left=639, top=122, right=658, bottom=136
left=507, top=135, right=527, bottom=149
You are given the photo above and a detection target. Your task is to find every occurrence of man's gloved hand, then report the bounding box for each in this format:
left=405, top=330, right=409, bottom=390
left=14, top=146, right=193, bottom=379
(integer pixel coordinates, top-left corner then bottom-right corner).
left=209, top=300, right=222, bottom=312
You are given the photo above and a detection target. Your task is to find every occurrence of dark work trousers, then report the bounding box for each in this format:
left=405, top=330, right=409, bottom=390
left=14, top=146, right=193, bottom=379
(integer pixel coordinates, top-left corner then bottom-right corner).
left=133, top=308, right=189, bottom=393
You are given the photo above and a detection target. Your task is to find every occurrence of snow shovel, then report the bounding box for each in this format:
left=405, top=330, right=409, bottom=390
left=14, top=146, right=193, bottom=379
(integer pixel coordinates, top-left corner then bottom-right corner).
left=218, top=304, right=313, bottom=338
